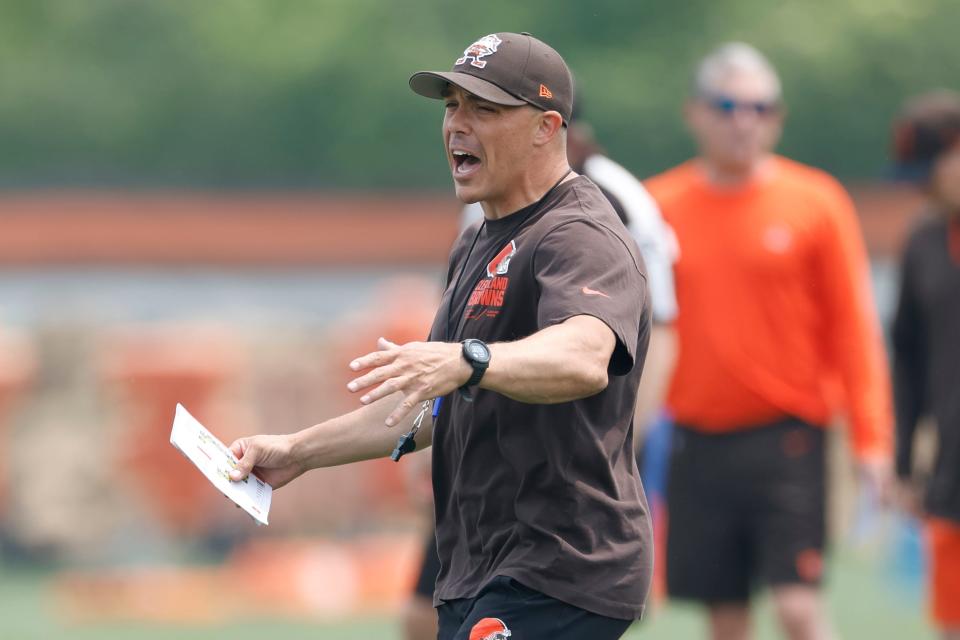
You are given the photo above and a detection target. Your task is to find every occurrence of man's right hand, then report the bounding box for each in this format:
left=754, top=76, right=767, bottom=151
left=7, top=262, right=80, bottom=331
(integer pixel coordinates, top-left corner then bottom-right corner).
left=229, top=433, right=305, bottom=489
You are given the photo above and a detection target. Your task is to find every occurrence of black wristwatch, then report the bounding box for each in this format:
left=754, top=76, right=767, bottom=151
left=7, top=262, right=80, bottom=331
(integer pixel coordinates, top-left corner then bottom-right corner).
left=459, top=339, right=491, bottom=400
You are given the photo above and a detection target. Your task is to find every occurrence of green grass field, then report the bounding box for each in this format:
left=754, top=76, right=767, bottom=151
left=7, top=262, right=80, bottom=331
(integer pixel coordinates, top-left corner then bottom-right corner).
left=0, top=549, right=931, bottom=639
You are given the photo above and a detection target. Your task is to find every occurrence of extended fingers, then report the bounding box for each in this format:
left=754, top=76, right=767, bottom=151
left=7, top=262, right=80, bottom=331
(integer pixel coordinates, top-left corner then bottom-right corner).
left=347, top=362, right=402, bottom=394
left=358, top=375, right=410, bottom=405
left=349, top=338, right=399, bottom=372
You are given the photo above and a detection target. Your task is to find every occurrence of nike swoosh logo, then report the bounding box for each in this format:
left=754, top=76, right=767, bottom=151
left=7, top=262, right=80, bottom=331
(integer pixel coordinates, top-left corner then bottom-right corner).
left=581, top=286, right=610, bottom=298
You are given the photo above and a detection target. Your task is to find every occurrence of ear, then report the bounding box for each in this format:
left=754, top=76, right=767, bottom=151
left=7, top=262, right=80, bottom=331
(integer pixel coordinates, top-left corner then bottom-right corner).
left=533, top=111, right=565, bottom=146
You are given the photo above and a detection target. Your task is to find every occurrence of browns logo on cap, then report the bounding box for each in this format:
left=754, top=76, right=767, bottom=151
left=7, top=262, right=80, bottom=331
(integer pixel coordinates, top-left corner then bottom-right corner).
left=409, top=32, right=574, bottom=125
left=455, top=34, right=503, bottom=69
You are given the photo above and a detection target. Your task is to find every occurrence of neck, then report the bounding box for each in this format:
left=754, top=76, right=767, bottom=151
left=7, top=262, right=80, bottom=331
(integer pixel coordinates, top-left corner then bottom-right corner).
left=699, top=154, right=774, bottom=188
left=481, top=158, right=572, bottom=220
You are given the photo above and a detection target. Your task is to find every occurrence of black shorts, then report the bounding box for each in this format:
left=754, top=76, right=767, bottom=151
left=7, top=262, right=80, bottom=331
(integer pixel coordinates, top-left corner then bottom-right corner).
left=437, top=576, right=633, bottom=640
left=413, top=529, right=441, bottom=598
left=666, top=418, right=827, bottom=603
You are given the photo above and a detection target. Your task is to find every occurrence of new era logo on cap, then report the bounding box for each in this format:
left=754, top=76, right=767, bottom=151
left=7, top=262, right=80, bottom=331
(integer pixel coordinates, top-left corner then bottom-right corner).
left=539, top=84, right=553, bottom=99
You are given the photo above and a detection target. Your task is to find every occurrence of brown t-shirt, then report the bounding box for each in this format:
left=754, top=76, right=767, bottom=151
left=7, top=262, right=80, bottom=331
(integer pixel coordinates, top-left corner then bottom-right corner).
left=427, top=176, right=653, bottom=620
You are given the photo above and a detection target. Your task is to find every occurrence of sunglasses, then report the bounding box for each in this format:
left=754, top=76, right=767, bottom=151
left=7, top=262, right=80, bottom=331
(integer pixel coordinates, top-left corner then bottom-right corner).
left=702, top=94, right=781, bottom=117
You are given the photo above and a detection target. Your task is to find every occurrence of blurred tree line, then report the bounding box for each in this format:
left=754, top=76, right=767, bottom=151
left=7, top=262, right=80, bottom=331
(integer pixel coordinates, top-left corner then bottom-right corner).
left=0, top=0, right=957, bottom=190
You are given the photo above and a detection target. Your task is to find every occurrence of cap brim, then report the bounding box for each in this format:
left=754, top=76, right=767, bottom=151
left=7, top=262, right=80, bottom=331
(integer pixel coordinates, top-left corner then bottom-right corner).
left=409, top=71, right=526, bottom=107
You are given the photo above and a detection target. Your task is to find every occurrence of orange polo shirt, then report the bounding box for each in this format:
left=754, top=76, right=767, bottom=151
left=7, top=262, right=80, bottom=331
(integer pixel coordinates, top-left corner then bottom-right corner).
left=645, top=156, right=892, bottom=460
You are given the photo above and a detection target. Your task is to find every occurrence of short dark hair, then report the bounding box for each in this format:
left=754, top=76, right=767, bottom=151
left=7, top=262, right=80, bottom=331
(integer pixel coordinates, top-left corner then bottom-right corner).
left=892, top=89, right=960, bottom=181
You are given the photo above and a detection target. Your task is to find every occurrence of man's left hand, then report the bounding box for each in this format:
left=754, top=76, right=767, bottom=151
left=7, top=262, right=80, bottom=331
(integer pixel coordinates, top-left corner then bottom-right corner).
left=346, top=337, right=471, bottom=427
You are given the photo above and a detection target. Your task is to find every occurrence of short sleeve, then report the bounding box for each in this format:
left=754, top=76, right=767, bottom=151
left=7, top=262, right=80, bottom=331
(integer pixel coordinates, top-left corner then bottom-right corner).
left=533, top=219, right=648, bottom=376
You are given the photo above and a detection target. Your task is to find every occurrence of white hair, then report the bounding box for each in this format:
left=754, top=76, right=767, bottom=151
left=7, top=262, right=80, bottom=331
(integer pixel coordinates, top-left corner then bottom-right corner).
left=693, top=42, right=781, bottom=100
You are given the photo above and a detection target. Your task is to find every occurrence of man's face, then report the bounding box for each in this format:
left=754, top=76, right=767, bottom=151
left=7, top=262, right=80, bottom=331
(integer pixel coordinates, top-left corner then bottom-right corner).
left=442, top=85, right=541, bottom=205
left=686, top=70, right=784, bottom=174
left=931, top=146, right=960, bottom=214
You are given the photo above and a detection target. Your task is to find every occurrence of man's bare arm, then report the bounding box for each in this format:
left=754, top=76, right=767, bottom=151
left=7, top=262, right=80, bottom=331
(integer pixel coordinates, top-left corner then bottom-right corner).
left=232, top=315, right=617, bottom=489
left=482, top=315, right=616, bottom=403
left=229, top=393, right=432, bottom=488
left=348, top=315, right=617, bottom=425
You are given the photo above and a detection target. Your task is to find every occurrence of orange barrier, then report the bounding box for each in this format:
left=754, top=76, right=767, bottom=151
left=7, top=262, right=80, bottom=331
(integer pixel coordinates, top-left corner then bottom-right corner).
left=228, top=535, right=420, bottom=616
left=0, top=192, right=459, bottom=267
left=53, top=533, right=421, bottom=623
left=0, top=185, right=923, bottom=268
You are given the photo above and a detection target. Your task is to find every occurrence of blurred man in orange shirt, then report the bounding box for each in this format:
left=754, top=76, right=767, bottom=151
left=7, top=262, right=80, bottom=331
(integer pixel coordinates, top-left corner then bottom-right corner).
left=645, top=43, right=893, bottom=640
left=891, top=90, right=960, bottom=640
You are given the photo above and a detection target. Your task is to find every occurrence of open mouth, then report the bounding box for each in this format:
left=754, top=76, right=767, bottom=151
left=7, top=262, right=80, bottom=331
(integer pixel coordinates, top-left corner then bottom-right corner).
left=452, top=150, right=482, bottom=177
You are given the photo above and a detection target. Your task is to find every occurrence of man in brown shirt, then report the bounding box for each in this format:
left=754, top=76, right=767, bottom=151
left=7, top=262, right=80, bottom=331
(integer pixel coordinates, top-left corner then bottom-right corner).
left=228, top=33, right=652, bottom=639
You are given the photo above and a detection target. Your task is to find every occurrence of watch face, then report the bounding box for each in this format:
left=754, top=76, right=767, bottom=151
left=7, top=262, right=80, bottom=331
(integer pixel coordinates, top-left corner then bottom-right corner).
left=467, top=341, right=490, bottom=363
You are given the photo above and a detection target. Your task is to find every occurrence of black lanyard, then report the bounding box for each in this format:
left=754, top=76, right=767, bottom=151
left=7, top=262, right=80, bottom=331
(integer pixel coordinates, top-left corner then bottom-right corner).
left=444, top=170, right=573, bottom=342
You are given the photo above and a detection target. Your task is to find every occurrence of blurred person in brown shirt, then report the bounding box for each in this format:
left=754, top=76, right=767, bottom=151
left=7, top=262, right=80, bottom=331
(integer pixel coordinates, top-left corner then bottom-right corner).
left=645, top=43, right=893, bottom=640
left=891, top=90, right=960, bottom=640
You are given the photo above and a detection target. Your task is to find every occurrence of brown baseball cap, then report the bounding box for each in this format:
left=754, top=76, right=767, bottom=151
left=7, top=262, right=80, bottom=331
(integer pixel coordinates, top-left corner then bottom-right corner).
left=409, top=32, right=574, bottom=125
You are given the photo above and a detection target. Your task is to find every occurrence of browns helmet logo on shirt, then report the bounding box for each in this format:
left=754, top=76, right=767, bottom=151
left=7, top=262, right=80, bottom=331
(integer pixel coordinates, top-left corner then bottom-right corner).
left=469, top=617, right=512, bottom=640
left=486, top=240, right=517, bottom=277
left=456, top=34, right=503, bottom=69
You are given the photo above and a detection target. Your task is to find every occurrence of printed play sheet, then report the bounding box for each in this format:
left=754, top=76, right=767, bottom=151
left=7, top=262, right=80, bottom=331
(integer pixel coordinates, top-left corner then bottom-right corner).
left=169, top=403, right=271, bottom=525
